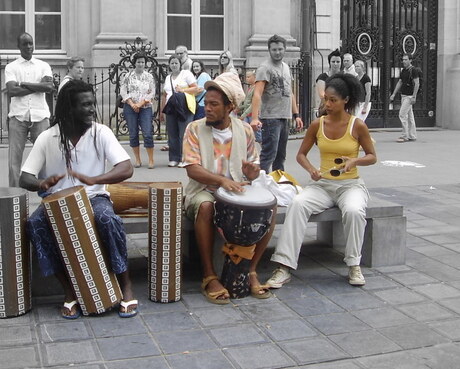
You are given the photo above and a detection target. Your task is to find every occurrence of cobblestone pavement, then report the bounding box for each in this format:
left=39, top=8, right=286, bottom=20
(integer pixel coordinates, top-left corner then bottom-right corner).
left=1, top=129, right=460, bottom=369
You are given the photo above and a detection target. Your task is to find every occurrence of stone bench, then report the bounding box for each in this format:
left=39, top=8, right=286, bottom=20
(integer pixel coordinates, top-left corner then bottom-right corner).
left=122, top=197, right=406, bottom=268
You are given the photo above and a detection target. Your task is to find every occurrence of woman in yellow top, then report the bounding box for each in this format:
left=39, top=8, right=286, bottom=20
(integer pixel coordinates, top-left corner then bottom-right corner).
left=266, top=72, right=377, bottom=288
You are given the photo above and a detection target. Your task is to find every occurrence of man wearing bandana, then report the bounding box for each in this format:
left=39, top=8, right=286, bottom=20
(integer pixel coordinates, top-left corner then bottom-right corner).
left=182, top=72, right=274, bottom=305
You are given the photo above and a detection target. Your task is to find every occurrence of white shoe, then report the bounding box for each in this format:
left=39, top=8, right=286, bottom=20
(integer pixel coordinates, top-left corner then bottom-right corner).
left=178, top=162, right=186, bottom=168
left=168, top=161, right=179, bottom=167
left=265, top=266, right=291, bottom=289
left=348, top=265, right=365, bottom=286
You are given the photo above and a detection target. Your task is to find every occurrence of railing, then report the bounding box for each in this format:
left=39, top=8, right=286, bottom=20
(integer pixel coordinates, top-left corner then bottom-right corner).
left=0, top=56, right=304, bottom=145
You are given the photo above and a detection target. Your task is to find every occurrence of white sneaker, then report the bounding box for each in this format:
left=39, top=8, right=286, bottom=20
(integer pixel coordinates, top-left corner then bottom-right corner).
left=168, top=161, right=179, bottom=167
left=265, top=266, right=291, bottom=289
left=348, top=265, right=365, bottom=286
left=178, top=162, right=186, bottom=168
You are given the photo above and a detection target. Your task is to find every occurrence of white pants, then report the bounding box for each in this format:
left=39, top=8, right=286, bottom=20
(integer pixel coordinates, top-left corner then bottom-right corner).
left=399, top=95, right=417, bottom=140
left=354, top=102, right=372, bottom=122
left=271, top=178, right=369, bottom=269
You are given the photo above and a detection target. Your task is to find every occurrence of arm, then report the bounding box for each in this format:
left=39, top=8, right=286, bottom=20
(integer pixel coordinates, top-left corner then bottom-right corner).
left=186, top=164, right=248, bottom=192
left=250, top=80, right=266, bottom=130
left=19, top=171, right=65, bottom=192
left=68, top=159, right=133, bottom=186
left=342, top=119, right=377, bottom=173
left=411, top=77, right=420, bottom=104
left=6, top=75, right=54, bottom=97
left=362, top=81, right=371, bottom=113
left=296, top=120, right=322, bottom=181
left=389, top=80, right=402, bottom=101
left=159, top=90, right=167, bottom=121
left=291, top=92, right=304, bottom=130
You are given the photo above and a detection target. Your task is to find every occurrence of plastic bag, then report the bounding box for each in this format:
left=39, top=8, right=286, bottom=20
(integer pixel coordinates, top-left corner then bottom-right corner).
left=251, top=170, right=300, bottom=207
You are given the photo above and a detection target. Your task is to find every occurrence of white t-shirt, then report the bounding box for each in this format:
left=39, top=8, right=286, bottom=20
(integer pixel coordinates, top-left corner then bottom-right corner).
left=163, top=70, right=196, bottom=103
left=21, top=122, right=130, bottom=198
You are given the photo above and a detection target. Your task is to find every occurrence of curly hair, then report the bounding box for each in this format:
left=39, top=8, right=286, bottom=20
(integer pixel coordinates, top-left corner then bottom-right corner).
left=51, top=80, right=98, bottom=169
left=325, top=72, right=362, bottom=113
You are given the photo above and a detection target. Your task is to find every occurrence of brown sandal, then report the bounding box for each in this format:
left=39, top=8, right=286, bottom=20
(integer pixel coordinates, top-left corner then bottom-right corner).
left=201, top=275, right=230, bottom=305
left=249, top=271, right=272, bottom=299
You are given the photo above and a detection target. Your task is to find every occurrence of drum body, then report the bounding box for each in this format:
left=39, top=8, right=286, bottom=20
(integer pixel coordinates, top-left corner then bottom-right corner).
left=42, top=186, right=122, bottom=315
left=148, top=182, right=182, bottom=303
left=214, top=185, right=276, bottom=298
left=0, top=188, right=31, bottom=318
left=107, top=181, right=151, bottom=215
left=214, top=185, right=277, bottom=246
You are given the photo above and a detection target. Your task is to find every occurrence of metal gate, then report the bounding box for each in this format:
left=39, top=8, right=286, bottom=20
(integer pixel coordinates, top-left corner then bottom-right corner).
left=340, top=0, right=438, bottom=128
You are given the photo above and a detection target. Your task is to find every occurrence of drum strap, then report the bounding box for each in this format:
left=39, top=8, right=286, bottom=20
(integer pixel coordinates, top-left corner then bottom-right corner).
left=222, top=243, right=256, bottom=264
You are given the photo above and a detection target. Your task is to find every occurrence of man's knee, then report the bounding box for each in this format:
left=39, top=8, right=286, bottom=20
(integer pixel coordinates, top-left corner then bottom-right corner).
left=196, top=201, right=214, bottom=224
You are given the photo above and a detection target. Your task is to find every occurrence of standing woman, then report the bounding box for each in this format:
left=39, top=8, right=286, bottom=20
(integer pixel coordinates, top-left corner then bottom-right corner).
left=160, top=55, right=198, bottom=167
left=218, top=51, right=238, bottom=75
left=354, top=60, right=372, bottom=122
left=120, top=53, right=155, bottom=169
left=266, top=73, right=377, bottom=289
left=315, top=49, right=342, bottom=116
left=192, top=60, right=211, bottom=120
left=58, top=56, right=85, bottom=94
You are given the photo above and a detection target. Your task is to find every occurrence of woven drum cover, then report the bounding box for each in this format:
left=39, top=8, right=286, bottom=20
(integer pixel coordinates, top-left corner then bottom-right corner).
left=42, top=186, right=122, bottom=315
left=0, top=188, right=30, bottom=318
left=148, top=182, right=182, bottom=303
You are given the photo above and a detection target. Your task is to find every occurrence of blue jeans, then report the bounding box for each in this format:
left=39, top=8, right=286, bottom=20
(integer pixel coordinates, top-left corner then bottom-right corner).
left=123, top=105, right=154, bottom=147
left=27, top=195, right=128, bottom=277
left=166, top=112, right=194, bottom=162
left=260, top=118, right=289, bottom=173
left=8, top=116, right=49, bottom=187
left=194, top=105, right=205, bottom=120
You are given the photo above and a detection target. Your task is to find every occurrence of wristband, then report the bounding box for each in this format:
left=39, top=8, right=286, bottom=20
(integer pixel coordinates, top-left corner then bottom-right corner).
left=292, top=113, right=299, bottom=120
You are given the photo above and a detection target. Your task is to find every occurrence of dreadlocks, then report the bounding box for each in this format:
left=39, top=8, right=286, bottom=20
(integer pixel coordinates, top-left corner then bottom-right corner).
left=51, top=80, right=97, bottom=169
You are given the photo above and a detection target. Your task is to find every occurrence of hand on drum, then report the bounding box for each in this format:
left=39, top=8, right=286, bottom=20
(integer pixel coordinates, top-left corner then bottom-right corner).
left=220, top=177, right=249, bottom=193
left=241, top=160, right=260, bottom=181
left=67, top=169, right=96, bottom=186
left=40, top=174, right=66, bottom=191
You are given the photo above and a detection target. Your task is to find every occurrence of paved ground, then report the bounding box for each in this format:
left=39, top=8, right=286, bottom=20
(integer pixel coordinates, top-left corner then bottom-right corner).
left=1, top=129, right=460, bottom=368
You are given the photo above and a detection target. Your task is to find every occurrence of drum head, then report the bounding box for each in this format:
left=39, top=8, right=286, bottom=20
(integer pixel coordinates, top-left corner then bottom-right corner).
left=215, top=185, right=276, bottom=209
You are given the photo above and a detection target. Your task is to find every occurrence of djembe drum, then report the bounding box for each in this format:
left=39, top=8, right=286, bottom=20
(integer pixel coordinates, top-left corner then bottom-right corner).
left=42, top=186, right=123, bottom=315
left=0, top=188, right=31, bottom=318
left=214, top=185, right=277, bottom=298
left=148, top=182, right=182, bottom=303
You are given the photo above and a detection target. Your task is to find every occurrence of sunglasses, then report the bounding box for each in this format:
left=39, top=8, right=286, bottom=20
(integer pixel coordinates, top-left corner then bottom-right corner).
left=321, top=158, right=346, bottom=177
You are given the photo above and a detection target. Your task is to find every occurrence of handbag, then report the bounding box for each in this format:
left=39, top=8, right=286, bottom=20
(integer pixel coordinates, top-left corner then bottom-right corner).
left=116, top=94, right=124, bottom=109
left=162, top=74, right=195, bottom=120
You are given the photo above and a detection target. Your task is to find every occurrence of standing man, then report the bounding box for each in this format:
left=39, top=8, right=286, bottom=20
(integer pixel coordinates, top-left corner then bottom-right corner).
left=182, top=72, right=274, bottom=304
left=343, top=53, right=358, bottom=77
left=390, top=53, right=420, bottom=143
left=5, top=32, right=54, bottom=187
left=251, top=34, right=303, bottom=173
left=19, top=80, right=138, bottom=319
left=175, top=45, right=193, bottom=71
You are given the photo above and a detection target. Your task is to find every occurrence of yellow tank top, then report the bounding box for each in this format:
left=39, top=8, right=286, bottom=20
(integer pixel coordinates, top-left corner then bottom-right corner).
left=317, top=115, right=360, bottom=180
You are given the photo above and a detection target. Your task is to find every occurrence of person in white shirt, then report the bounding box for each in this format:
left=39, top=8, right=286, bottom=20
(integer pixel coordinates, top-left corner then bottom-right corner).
left=19, top=80, right=137, bottom=319
left=5, top=32, right=54, bottom=187
left=343, top=53, right=358, bottom=77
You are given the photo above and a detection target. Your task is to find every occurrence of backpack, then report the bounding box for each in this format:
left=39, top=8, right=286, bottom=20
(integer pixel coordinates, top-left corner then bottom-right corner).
left=409, top=66, right=422, bottom=95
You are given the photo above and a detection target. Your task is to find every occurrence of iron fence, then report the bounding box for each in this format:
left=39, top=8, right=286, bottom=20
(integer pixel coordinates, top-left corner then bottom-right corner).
left=0, top=57, right=304, bottom=145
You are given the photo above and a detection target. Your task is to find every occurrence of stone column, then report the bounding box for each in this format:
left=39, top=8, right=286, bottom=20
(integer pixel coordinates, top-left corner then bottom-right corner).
left=245, top=0, right=300, bottom=67
left=91, top=0, right=148, bottom=67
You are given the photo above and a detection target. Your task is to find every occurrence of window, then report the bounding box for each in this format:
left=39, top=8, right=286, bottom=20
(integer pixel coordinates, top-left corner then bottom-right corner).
left=166, top=0, right=224, bottom=52
left=0, top=0, right=62, bottom=51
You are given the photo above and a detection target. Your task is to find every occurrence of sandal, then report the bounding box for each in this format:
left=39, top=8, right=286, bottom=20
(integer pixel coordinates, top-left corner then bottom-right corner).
left=201, top=275, right=230, bottom=305
left=249, top=272, right=272, bottom=299
left=62, top=300, right=81, bottom=320
left=119, top=299, right=138, bottom=318
left=160, top=145, right=169, bottom=152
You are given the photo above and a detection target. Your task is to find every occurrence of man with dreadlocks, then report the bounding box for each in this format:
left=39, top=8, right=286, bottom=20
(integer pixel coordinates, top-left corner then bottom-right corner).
left=19, top=80, right=138, bottom=319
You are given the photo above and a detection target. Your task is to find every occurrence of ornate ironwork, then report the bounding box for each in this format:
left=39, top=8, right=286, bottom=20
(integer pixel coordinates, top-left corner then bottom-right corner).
left=401, top=0, right=419, bottom=8
left=108, top=37, right=168, bottom=138
left=356, top=0, right=374, bottom=6
left=394, top=29, right=424, bottom=63
left=349, top=26, right=380, bottom=61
